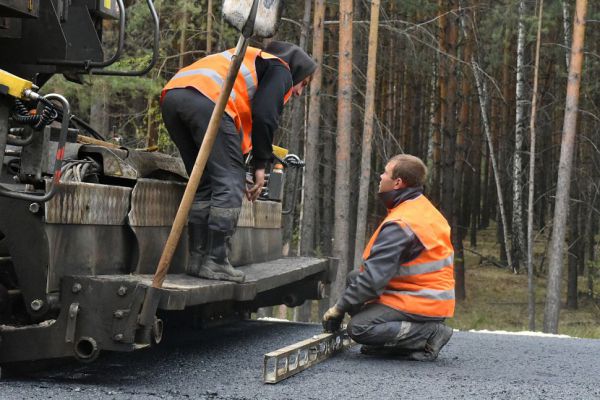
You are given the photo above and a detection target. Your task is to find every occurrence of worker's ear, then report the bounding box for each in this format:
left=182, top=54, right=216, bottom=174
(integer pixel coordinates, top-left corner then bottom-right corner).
left=393, top=178, right=405, bottom=190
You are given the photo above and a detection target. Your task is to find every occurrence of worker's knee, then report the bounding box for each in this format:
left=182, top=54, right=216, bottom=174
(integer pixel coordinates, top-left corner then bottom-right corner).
left=346, top=318, right=373, bottom=344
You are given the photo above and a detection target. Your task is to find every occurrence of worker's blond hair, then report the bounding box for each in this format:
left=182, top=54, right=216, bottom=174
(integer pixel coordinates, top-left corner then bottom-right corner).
left=388, top=154, right=427, bottom=187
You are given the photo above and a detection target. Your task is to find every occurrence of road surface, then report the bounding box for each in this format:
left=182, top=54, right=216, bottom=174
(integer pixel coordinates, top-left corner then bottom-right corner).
left=1, top=320, right=598, bottom=399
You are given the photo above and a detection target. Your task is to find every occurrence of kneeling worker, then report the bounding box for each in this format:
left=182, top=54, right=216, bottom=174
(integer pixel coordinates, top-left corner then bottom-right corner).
left=322, top=154, right=455, bottom=361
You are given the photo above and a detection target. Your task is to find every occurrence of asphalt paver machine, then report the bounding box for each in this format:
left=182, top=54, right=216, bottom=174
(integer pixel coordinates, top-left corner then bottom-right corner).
left=0, top=0, right=333, bottom=365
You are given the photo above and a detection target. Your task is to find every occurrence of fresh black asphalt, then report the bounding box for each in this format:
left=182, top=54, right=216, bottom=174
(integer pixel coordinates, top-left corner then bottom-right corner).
left=1, top=320, right=598, bottom=399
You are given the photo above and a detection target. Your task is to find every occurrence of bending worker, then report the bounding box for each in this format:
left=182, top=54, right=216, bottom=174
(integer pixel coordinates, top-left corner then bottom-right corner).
left=323, top=154, right=455, bottom=361
left=161, top=41, right=317, bottom=283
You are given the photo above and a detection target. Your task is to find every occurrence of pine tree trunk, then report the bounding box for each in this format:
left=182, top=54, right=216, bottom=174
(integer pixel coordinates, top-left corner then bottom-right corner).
left=353, top=0, right=380, bottom=269
left=480, top=123, right=490, bottom=229
left=544, top=0, right=588, bottom=334
left=299, top=0, right=325, bottom=258
left=467, top=42, right=513, bottom=272
left=321, top=81, right=336, bottom=257
left=526, top=0, right=544, bottom=331
left=90, top=80, right=109, bottom=137
left=293, top=0, right=316, bottom=323
left=426, top=68, right=439, bottom=194
left=433, top=0, right=446, bottom=207
left=285, top=0, right=312, bottom=260
left=206, top=0, right=213, bottom=54
left=470, top=94, right=482, bottom=247
left=440, top=1, right=458, bottom=222
left=146, top=96, right=158, bottom=147
left=566, top=201, right=580, bottom=309
left=332, top=0, right=353, bottom=303
left=453, top=4, right=473, bottom=301
left=498, top=25, right=512, bottom=265
left=179, top=5, right=188, bottom=69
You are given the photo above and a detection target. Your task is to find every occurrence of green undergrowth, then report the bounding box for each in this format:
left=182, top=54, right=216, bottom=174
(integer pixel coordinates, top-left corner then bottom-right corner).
left=450, top=224, right=600, bottom=339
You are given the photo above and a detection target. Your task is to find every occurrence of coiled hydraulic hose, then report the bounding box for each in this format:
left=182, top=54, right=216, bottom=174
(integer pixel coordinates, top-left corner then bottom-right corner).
left=11, top=99, right=58, bottom=131
left=0, top=92, right=70, bottom=202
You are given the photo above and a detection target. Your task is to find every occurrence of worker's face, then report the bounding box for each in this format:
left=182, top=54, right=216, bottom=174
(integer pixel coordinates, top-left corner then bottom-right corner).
left=379, top=161, right=405, bottom=193
left=292, top=76, right=312, bottom=97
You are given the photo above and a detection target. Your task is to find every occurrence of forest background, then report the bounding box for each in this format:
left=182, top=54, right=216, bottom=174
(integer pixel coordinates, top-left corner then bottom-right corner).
left=46, top=0, right=600, bottom=337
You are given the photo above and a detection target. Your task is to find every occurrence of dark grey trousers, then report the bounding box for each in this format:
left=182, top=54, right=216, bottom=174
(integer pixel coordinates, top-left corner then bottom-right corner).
left=345, top=271, right=443, bottom=350
left=161, top=88, right=245, bottom=234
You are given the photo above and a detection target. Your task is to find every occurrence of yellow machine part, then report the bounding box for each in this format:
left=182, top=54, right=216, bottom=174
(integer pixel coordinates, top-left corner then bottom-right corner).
left=272, top=145, right=288, bottom=160
left=0, top=68, right=34, bottom=99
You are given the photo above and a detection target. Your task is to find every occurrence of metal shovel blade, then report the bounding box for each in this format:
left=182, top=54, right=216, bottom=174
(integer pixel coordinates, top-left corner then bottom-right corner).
left=222, top=0, right=282, bottom=38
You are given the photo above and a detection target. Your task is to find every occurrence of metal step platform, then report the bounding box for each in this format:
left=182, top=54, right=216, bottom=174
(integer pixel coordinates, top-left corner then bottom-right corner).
left=0, top=256, right=334, bottom=364
left=81, top=256, right=332, bottom=310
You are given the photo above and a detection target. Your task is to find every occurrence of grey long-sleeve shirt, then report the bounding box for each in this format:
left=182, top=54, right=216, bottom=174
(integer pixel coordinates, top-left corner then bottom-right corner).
left=336, top=187, right=426, bottom=312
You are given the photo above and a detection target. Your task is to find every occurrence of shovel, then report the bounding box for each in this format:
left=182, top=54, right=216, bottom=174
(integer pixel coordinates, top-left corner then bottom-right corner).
left=138, top=0, right=283, bottom=339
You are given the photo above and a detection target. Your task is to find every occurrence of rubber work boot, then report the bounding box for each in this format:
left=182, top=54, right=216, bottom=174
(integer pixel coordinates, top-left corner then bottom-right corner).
left=185, top=223, right=208, bottom=276
left=408, top=323, right=453, bottom=361
left=195, top=230, right=245, bottom=283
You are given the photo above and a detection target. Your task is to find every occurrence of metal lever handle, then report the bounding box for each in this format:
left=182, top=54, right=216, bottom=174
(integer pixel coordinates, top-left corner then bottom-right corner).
left=282, top=154, right=305, bottom=215
left=92, top=0, right=160, bottom=76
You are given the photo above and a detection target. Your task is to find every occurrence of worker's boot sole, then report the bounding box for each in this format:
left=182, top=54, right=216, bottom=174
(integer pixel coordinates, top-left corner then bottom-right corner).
left=409, top=325, right=453, bottom=361
left=360, top=345, right=414, bottom=357
left=189, top=260, right=245, bottom=283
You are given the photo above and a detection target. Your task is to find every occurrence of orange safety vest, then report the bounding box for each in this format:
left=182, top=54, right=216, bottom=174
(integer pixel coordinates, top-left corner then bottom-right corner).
left=362, top=194, right=455, bottom=318
left=161, top=47, right=293, bottom=154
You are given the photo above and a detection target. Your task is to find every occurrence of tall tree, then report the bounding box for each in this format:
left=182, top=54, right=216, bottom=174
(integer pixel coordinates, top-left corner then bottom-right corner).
left=178, top=4, right=189, bottom=69
left=332, top=0, right=353, bottom=302
left=440, top=0, right=458, bottom=221
left=526, top=0, right=544, bottom=331
left=512, top=0, right=527, bottom=274
left=90, top=79, right=110, bottom=137
left=544, top=0, right=588, bottom=334
left=299, top=0, right=325, bottom=258
left=353, top=0, right=380, bottom=269
left=284, top=0, right=312, bottom=260
left=460, top=2, right=514, bottom=272
left=206, top=0, right=213, bottom=54
left=454, top=0, right=474, bottom=301
left=292, top=0, right=316, bottom=322
left=562, top=1, right=570, bottom=69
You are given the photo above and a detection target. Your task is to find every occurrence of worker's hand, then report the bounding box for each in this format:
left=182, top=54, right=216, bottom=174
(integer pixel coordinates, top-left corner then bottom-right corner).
left=322, top=305, right=344, bottom=333
left=245, top=168, right=265, bottom=202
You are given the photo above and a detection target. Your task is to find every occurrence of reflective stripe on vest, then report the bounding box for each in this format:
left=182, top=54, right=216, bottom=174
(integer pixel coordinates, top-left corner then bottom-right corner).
left=161, top=47, right=292, bottom=155
left=171, top=68, right=236, bottom=100
left=383, top=288, right=455, bottom=301
left=363, top=194, right=455, bottom=318
left=396, top=254, right=454, bottom=277
left=218, top=51, right=256, bottom=100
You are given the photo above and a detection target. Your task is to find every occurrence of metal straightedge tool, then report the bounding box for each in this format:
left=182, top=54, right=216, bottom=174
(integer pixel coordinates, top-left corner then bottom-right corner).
left=263, top=328, right=353, bottom=384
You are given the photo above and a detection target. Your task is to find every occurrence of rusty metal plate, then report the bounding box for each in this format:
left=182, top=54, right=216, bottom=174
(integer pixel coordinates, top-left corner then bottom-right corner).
left=254, top=200, right=281, bottom=229
left=237, top=198, right=255, bottom=227
left=45, top=181, right=131, bottom=225
left=128, top=179, right=186, bottom=227
left=237, top=198, right=281, bottom=229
